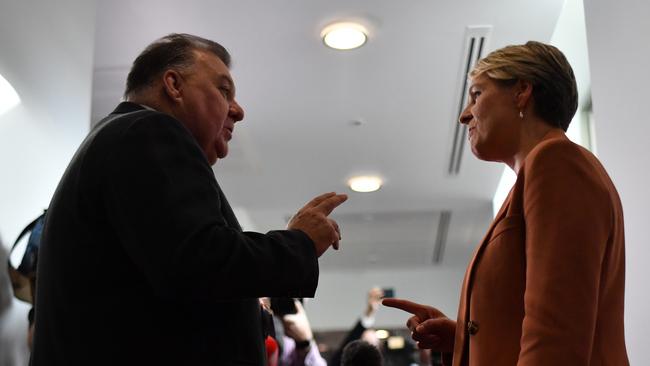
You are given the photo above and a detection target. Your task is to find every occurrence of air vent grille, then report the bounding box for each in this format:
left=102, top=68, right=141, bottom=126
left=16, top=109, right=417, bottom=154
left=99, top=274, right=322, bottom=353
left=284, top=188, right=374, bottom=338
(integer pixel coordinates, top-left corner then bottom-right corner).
left=433, top=210, right=451, bottom=264
left=448, top=26, right=492, bottom=175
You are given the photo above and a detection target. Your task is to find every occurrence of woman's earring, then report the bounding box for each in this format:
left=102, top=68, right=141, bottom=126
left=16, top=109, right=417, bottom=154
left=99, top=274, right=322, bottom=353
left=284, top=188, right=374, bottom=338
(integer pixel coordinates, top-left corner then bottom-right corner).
left=519, top=111, right=524, bottom=119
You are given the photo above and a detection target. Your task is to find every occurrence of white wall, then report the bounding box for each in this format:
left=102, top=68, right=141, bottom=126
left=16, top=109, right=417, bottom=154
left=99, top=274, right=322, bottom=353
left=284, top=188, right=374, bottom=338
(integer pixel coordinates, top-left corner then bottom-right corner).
left=583, top=1, right=650, bottom=364
left=0, top=3, right=95, bottom=362
left=0, top=0, right=96, bottom=248
left=306, top=266, right=467, bottom=330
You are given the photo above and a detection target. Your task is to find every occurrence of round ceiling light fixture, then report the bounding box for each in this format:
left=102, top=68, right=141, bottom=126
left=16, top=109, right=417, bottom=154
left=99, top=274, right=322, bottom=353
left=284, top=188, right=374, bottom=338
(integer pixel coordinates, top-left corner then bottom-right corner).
left=348, top=175, right=383, bottom=193
left=321, top=22, right=368, bottom=50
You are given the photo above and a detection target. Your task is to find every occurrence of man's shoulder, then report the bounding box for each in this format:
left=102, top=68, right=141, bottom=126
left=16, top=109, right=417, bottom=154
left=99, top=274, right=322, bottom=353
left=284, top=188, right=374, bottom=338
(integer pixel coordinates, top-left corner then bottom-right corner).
left=73, top=103, right=205, bottom=176
left=86, top=103, right=202, bottom=163
left=94, top=102, right=185, bottom=136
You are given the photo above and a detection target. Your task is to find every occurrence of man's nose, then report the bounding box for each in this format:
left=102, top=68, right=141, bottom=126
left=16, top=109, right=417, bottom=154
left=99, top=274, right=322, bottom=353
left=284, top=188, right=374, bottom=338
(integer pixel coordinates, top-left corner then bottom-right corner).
left=458, top=104, right=472, bottom=125
left=229, top=100, right=245, bottom=122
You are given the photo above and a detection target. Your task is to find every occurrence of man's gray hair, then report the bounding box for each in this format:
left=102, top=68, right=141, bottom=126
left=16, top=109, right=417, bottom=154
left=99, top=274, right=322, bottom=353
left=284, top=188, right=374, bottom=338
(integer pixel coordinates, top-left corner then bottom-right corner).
left=124, top=33, right=231, bottom=98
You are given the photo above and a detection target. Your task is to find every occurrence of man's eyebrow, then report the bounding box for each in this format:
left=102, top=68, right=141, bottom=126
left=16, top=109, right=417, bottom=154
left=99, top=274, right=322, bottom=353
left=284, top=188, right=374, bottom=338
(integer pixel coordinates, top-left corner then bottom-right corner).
left=218, top=74, right=234, bottom=87
left=217, top=74, right=236, bottom=96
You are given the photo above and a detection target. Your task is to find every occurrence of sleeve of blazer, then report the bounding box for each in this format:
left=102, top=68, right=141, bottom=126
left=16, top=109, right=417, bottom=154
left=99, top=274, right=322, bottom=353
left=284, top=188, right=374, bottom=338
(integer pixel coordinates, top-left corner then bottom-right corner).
left=518, top=141, right=612, bottom=365
left=102, top=113, right=319, bottom=302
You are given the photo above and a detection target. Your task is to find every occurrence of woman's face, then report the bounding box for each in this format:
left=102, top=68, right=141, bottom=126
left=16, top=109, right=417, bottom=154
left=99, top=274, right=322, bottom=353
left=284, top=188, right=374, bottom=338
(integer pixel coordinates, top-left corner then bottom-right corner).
left=459, top=74, right=522, bottom=163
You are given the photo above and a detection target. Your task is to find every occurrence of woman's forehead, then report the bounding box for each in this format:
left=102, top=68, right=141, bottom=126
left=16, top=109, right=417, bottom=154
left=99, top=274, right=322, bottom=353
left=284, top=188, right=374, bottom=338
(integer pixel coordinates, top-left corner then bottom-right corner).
left=469, top=74, right=490, bottom=91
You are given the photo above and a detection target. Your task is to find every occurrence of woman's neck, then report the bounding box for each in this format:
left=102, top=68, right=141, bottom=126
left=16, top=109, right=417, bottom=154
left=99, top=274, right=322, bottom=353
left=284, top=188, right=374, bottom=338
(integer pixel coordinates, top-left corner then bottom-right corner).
left=507, top=119, right=564, bottom=174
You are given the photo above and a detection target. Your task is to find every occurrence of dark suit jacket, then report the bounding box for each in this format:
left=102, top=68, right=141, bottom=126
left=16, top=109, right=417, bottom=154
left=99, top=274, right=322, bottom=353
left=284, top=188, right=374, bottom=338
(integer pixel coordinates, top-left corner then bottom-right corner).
left=32, top=102, right=319, bottom=366
left=449, top=131, right=628, bottom=366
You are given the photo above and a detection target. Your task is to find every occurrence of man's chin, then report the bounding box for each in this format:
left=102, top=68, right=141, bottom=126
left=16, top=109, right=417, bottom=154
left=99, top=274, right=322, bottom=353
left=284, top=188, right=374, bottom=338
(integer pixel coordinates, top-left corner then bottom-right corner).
left=208, top=141, right=229, bottom=164
left=214, top=148, right=229, bottom=162
left=207, top=152, right=221, bottom=165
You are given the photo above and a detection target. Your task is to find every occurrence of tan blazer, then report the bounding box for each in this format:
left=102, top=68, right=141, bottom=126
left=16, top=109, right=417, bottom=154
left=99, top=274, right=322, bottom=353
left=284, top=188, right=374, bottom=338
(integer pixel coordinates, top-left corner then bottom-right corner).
left=450, top=131, right=628, bottom=366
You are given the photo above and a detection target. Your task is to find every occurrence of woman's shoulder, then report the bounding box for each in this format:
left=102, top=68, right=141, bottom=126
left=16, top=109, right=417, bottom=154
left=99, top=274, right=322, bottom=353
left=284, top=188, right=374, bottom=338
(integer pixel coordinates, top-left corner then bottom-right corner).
left=524, top=133, right=592, bottom=171
left=521, top=132, right=614, bottom=201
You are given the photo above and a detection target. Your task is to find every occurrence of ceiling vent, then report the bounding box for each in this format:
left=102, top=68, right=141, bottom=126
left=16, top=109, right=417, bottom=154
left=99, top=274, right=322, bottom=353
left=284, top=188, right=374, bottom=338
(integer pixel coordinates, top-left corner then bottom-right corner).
left=448, top=26, right=492, bottom=175
left=432, top=210, right=451, bottom=264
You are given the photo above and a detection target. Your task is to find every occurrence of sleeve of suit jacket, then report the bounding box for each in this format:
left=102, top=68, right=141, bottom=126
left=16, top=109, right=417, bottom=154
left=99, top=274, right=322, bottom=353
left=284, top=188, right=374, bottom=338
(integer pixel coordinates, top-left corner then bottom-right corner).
left=102, top=112, right=319, bottom=302
left=518, top=141, right=613, bottom=365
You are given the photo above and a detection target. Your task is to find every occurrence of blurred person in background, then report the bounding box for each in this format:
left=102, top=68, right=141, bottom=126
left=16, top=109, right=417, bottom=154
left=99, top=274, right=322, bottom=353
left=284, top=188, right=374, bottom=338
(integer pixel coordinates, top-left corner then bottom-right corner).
left=330, top=287, right=384, bottom=366
left=0, top=238, right=30, bottom=366
left=278, top=299, right=327, bottom=366
left=341, top=340, right=383, bottom=366
left=261, top=297, right=327, bottom=366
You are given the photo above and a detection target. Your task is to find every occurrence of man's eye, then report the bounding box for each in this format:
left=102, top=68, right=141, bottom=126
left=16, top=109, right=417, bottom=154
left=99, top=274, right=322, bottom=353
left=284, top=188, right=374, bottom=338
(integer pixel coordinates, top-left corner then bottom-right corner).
left=219, top=86, right=231, bottom=98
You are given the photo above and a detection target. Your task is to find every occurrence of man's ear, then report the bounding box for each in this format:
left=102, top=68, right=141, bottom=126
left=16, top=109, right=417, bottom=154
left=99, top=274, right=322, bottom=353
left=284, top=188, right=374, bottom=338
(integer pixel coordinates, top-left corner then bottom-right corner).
left=514, top=79, right=533, bottom=110
left=162, top=69, right=183, bottom=102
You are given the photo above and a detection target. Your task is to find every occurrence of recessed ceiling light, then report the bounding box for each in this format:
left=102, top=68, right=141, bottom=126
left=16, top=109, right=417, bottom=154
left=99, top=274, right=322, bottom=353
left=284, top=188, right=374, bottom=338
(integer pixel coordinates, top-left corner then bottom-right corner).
left=0, top=73, right=20, bottom=116
left=348, top=175, right=383, bottom=193
left=321, top=22, right=368, bottom=50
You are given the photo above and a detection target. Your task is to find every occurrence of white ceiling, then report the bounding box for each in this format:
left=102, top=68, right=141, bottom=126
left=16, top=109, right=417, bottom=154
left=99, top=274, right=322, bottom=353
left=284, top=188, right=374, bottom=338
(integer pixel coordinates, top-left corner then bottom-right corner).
left=91, top=0, right=565, bottom=270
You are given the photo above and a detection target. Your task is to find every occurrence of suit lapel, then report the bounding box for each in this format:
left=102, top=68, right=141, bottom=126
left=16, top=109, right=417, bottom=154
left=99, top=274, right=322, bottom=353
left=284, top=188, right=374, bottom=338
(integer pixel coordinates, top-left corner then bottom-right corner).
left=465, top=196, right=510, bottom=291
left=215, top=182, right=242, bottom=232
left=452, top=131, right=568, bottom=365
left=453, top=190, right=512, bottom=366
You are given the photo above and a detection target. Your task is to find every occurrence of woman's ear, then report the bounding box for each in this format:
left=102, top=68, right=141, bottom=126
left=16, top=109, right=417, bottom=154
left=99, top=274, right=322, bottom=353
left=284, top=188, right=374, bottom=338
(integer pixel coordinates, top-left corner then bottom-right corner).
left=514, top=80, right=533, bottom=110
left=162, top=69, right=183, bottom=102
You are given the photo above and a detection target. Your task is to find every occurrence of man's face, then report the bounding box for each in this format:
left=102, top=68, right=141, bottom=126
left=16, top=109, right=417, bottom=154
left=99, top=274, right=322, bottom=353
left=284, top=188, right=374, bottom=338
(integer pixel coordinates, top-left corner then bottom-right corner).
left=174, top=50, right=245, bottom=165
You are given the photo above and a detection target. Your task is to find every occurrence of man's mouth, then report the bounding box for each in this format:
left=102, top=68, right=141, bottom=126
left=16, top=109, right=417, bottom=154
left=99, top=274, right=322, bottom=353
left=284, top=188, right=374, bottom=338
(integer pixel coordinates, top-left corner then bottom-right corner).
left=223, top=126, right=234, bottom=140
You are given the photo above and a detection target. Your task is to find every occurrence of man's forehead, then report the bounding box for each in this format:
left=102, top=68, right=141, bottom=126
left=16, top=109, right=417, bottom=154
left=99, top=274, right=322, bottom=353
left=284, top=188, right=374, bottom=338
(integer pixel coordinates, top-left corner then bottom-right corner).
left=193, top=50, right=233, bottom=81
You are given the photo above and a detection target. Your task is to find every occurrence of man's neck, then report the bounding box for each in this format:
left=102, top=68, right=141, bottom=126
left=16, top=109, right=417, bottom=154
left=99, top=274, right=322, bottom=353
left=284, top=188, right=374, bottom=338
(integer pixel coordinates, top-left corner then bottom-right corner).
left=126, top=93, right=172, bottom=116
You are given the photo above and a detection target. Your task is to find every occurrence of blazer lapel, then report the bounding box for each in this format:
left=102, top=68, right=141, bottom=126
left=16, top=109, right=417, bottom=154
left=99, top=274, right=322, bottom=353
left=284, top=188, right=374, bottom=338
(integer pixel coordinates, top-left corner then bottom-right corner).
left=453, top=190, right=512, bottom=366
left=215, top=182, right=242, bottom=232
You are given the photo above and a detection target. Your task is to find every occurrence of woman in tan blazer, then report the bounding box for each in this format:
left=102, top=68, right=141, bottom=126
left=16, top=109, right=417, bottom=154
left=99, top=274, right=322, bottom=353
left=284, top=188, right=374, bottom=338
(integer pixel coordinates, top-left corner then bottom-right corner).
left=384, top=41, right=629, bottom=365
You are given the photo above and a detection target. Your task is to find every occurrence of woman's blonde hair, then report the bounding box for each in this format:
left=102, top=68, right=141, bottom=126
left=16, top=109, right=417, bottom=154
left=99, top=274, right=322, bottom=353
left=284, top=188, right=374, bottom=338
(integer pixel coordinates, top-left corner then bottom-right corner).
left=470, top=41, right=578, bottom=131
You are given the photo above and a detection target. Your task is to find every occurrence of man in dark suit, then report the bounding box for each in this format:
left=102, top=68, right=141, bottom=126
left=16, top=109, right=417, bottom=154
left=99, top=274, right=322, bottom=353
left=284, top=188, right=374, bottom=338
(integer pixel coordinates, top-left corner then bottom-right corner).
left=31, top=33, right=347, bottom=366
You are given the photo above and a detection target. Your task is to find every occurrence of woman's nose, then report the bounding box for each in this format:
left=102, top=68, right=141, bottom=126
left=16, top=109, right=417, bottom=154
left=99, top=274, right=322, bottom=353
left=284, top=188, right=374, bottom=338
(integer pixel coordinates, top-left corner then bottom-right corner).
left=458, top=105, right=472, bottom=125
